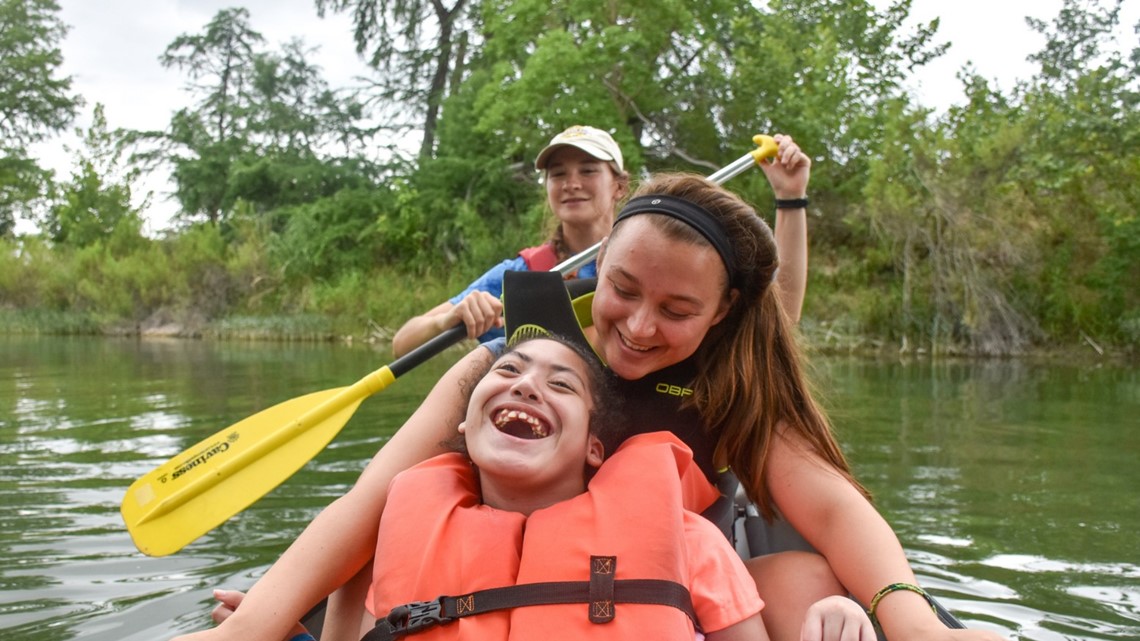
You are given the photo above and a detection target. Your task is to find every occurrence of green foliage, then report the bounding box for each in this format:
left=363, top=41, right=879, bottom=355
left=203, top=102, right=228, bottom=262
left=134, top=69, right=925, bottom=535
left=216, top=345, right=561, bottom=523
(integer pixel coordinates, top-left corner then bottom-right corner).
left=227, top=152, right=382, bottom=216
left=160, top=8, right=265, bottom=141
left=273, top=185, right=394, bottom=282
left=727, top=0, right=946, bottom=208
left=131, top=8, right=374, bottom=226
left=846, top=0, right=1139, bottom=352
left=472, top=0, right=742, bottom=172
left=1010, top=0, right=1139, bottom=343
left=315, top=0, right=474, bottom=157
left=5, top=0, right=1137, bottom=355
left=861, top=92, right=1044, bottom=354
left=43, top=104, right=145, bottom=248
left=0, top=0, right=79, bottom=147
left=395, top=151, right=539, bottom=271
left=374, top=81, right=544, bottom=274
left=0, top=154, right=51, bottom=236
left=0, top=0, right=80, bottom=234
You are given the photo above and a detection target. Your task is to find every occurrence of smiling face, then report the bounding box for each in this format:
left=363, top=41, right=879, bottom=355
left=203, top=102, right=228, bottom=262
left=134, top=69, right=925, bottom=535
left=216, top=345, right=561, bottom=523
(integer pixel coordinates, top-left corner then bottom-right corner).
left=592, top=216, right=736, bottom=381
left=459, top=339, right=604, bottom=514
left=544, top=147, right=625, bottom=230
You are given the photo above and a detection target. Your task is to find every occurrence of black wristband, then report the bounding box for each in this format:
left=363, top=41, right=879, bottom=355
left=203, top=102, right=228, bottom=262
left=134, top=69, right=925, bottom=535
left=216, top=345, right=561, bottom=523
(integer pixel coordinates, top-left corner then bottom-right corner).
left=775, top=197, right=809, bottom=210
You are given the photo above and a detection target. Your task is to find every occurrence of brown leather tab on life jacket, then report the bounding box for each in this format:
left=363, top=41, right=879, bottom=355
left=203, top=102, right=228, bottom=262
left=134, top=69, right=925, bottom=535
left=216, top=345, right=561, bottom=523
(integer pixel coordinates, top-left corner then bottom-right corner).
left=589, top=555, right=616, bottom=623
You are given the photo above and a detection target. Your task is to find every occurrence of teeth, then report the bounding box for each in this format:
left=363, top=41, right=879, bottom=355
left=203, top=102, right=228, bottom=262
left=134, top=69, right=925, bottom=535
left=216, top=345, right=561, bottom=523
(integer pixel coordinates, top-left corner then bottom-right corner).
left=620, top=334, right=652, bottom=352
left=494, top=408, right=549, bottom=438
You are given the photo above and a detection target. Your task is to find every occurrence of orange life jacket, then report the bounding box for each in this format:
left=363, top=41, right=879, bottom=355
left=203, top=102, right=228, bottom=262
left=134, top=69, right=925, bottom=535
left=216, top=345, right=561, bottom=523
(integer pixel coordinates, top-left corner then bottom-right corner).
left=367, top=432, right=754, bottom=640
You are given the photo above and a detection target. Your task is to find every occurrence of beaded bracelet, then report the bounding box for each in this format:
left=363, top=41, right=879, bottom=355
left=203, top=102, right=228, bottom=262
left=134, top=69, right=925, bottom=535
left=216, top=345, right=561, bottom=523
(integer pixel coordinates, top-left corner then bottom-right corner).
left=866, top=582, right=937, bottom=627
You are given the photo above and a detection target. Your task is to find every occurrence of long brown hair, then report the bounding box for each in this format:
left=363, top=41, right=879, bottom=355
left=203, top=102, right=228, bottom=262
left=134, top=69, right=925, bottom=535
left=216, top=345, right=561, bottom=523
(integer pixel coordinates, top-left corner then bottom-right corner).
left=611, top=174, right=870, bottom=518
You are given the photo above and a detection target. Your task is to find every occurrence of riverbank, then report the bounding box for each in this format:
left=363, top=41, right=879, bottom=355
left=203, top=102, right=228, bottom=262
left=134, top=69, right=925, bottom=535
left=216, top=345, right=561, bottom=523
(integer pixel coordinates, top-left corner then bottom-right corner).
left=2, top=307, right=1133, bottom=366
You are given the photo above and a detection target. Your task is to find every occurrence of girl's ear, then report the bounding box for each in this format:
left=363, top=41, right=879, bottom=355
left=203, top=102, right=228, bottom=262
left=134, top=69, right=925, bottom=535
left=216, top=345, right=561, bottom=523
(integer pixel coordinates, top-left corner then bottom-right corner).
left=457, top=421, right=467, bottom=434
left=585, top=434, right=605, bottom=469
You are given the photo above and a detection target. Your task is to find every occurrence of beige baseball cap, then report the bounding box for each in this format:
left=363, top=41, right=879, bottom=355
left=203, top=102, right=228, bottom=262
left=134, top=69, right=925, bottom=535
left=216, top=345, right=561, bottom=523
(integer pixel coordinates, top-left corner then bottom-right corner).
left=534, top=125, right=624, bottom=172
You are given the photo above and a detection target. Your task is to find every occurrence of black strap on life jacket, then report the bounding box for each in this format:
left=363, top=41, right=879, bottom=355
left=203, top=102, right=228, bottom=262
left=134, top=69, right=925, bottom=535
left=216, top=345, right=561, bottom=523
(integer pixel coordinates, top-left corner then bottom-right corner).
left=362, top=556, right=698, bottom=641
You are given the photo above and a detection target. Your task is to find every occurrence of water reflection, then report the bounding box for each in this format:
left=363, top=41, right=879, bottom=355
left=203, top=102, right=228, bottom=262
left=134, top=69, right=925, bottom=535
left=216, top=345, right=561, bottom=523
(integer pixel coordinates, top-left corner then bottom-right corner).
left=1, top=337, right=1137, bottom=640
left=813, top=356, right=1140, bottom=640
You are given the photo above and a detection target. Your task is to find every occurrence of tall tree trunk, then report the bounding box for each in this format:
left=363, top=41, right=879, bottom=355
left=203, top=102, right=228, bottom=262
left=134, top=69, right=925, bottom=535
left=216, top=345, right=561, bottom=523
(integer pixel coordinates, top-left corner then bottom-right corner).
left=901, top=229, right=913, bottom=353
left=420, top=0, right=467, bottom=159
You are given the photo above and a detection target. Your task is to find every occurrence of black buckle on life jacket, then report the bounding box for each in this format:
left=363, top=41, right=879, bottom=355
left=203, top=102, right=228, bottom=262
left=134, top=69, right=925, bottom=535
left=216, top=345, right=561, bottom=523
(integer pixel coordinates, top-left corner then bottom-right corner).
left=382, top=598, right=449, bottom=637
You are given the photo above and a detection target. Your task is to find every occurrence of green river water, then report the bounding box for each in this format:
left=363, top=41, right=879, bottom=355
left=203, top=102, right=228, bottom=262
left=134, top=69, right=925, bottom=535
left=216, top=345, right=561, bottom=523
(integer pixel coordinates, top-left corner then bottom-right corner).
left=1, top=335, right=1137, bottom=640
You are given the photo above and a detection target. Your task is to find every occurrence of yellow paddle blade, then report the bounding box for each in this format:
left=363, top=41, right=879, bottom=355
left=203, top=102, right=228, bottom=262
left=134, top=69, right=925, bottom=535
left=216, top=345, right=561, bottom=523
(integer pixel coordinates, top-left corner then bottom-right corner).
left=121, top=366, right=395, bottom=556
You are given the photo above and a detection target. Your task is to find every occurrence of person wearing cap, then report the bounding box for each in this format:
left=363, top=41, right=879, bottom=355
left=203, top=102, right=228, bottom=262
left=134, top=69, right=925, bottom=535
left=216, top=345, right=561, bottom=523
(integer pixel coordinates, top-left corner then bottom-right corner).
left=390, top=125, right=630, bottom=358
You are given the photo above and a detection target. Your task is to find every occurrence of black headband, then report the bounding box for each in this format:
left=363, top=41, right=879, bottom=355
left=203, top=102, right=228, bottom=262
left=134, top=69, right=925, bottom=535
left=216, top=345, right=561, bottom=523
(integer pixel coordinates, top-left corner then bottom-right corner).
left=614, top=194, right=738, bottom=288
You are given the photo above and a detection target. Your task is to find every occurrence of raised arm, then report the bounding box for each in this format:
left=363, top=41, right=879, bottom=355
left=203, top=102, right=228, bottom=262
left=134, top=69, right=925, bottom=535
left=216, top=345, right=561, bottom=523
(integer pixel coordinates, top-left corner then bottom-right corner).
left=171, top=347, right=497, bottom=641
left=773, top=206, right=807, bottom=324
left=758, top=134, right=810, bottom=324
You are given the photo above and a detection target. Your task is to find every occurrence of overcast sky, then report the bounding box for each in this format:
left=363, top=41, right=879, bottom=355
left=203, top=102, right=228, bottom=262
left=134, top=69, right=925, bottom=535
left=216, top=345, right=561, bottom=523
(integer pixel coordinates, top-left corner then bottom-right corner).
left=24, top=0, right=1140, bottom=233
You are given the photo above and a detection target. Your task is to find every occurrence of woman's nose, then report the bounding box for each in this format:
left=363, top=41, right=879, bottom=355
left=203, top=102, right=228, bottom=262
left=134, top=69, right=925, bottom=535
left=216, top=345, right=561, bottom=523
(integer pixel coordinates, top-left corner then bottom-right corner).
left=624, top=305, right=655, bottom=338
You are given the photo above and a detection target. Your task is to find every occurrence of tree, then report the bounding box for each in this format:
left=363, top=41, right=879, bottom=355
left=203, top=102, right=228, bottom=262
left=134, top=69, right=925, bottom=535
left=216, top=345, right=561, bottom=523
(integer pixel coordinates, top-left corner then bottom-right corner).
left=0, top=155, right=51, bottom=236
left=1016, top=0, right=1140, bottom=341
left=0, top=0, right=78, bottom=146
left=161, top=7, right=265, bottom=145
left=245, top=39, right=373, bottom=156
left=857, top=0, right=1140, bottom=352
left=467, top=0, right=744, bottom=172
left=143, top=7, right=264, bottom=224
left=863, top=91, right=1041, bottom=355
left=0, top=0, right=80, bottom=234
left=43, top=104, right=143, bottom=249
left=131, top=9, right=374, bottom=225
left=726, top=0, right=946, bottom=204
left=315, top=0, right=474, bottom=159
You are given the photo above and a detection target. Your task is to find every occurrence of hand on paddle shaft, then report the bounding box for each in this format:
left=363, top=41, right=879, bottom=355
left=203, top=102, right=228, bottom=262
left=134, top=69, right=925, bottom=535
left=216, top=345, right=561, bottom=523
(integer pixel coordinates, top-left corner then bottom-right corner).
left=120, top=136, right=781, bottom=557
left=758, top=133, right=811, bottom=200
left=450, top=290, right=504, bottom=340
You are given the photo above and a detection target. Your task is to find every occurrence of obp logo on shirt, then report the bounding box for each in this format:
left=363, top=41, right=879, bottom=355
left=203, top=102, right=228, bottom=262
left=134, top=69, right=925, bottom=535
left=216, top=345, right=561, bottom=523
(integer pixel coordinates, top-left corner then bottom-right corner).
left=655, top=382, right=693, bottom=398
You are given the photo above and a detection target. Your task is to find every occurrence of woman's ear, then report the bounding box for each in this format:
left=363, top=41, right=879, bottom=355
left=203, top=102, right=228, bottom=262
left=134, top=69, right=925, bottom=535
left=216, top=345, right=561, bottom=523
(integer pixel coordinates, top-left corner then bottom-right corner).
left=585, top=434, right=605, bottom=469
left=613, top=172, right=630, bottom=201
left=457, top=421, right=467, bottom=434
left=711, top=288, right=740, bottom=326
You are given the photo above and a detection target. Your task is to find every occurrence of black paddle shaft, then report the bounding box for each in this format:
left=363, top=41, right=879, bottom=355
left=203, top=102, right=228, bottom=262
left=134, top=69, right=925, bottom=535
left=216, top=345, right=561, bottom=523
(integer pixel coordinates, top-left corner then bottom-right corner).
left=389, top=324, right=468, bottom=379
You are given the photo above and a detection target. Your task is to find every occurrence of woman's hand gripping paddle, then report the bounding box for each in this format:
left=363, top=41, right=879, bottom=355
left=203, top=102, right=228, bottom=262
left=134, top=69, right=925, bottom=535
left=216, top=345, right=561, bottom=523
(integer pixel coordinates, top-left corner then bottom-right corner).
left=120, top=135, right=779, bottom=556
